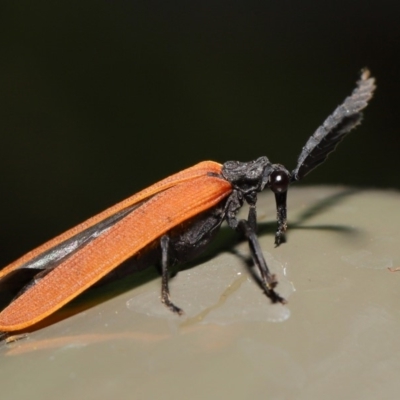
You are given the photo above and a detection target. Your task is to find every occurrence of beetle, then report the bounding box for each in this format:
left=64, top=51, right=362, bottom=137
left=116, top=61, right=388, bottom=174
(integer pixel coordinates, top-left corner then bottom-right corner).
left=0, top=69, right=375, bottom=334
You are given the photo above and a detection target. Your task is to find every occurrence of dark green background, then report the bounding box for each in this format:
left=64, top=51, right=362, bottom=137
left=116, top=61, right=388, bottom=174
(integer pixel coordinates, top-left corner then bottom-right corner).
left=0, top=1, right=398, bottom=266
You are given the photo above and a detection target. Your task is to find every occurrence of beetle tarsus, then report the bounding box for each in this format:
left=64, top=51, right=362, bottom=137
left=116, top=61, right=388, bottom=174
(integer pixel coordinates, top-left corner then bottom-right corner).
left=268, top=289, right=287, bottom=305
left=274, top=230, right=286, bottom=247
left=261, top=273, right=287, bottom=304
left=161, top=295, right=184, bottom=315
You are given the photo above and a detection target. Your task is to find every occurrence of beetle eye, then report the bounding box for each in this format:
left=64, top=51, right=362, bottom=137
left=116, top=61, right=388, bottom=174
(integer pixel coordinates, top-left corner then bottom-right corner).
left=269, top=171, right=289, bottom=193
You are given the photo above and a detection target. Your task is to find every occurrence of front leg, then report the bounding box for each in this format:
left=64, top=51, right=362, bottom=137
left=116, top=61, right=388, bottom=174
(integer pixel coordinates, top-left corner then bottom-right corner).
left=160, top=235, right=183, bottom=315
left=236, top=219, right=286, bottom=304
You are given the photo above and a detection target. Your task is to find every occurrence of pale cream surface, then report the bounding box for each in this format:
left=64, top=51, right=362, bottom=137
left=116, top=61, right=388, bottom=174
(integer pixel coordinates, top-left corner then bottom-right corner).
left=1, top=186, right=399, bottom=400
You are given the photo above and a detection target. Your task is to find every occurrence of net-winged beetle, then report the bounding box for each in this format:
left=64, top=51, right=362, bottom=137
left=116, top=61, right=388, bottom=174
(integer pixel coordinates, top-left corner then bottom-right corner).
left=0, top=70, right=375, bottom=334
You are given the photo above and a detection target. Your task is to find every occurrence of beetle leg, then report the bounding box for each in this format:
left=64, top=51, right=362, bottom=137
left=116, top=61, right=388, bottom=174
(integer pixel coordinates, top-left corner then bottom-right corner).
left=247, top=204, right=257, bottom=232
left=160, top=235, right=184, bottom=315
left=236, top=220, right=286, bottom=304
left=245, top=193, right=258, bottom=232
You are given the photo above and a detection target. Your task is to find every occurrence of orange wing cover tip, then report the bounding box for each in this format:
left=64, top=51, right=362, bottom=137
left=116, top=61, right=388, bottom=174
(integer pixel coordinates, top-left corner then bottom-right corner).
left=0, top=161, right=231, bottom=331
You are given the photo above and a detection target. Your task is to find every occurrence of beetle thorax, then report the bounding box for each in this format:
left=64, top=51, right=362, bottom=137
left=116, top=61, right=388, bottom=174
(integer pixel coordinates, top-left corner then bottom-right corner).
left=222, top=157, right=290, bottom=195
